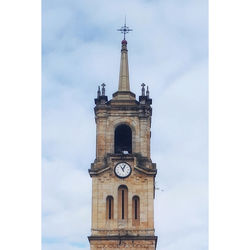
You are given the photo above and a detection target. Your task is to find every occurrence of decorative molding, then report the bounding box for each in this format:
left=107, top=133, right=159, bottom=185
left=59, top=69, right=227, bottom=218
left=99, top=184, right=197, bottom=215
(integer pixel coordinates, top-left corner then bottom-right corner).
left=88, top=235, right=158, bottom=248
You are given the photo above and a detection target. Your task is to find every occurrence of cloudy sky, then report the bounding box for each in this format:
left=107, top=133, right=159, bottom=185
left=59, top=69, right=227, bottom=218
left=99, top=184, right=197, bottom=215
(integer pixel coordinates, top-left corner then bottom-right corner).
left=42, top=0, right=208, bottom=249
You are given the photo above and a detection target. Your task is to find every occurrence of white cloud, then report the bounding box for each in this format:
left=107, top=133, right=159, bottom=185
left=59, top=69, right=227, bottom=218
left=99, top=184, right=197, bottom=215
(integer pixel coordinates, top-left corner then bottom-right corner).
left=43, top=242, right=89, bottom=250
left=42, top=158, right=91, bottom=241
left=42, top=0, right=208, bottom=249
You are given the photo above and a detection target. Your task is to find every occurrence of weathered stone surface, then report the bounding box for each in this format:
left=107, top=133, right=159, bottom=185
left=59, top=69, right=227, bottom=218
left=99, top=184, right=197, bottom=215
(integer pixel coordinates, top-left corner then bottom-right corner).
left=89, top=39, right=157, bottom=249
left=89, top=98, right=157, bottom=248
left=90, top=239, right=156, bottom=250
left=89, top=235, right=157, bottom=249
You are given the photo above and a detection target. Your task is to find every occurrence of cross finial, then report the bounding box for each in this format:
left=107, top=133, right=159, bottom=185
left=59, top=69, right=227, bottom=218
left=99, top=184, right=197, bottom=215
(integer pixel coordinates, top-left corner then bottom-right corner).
left=141, top=83, right=146, bottom=96
left=101, top=83, right=106, bottom=96
left=117, top=17, right=133, bottom=40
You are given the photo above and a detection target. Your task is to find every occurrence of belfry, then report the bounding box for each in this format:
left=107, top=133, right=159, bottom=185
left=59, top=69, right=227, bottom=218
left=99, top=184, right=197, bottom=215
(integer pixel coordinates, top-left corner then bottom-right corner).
left=88, top=23, right=158, bottom=249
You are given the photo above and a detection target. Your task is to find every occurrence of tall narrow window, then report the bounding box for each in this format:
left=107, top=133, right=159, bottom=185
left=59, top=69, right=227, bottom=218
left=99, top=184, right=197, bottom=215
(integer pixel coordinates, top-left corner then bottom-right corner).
left=135, top=198, right=138, bottom=219
left=109, top=198, right=112, bottom=219
left=106, top=196, right=113, bottom=220
left=122, top=190, right=124, bottom=219
left=132, top=196, right=140, bottom=225
left=115, top=124, right=132, bottom=154
left=118, top=185, right=128, bottom=220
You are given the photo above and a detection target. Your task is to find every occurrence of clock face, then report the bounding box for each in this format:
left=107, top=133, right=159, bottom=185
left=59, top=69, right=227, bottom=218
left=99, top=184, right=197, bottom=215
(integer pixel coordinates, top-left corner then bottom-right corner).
left=114, top=162, right=132, bottom=178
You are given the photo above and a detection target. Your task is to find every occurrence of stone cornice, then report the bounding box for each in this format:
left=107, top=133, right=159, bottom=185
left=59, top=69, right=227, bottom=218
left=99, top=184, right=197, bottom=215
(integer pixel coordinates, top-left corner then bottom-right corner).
left=134, top=165, right=157, bottom=176
left=88, top=166, right=111, bottom=177
left=88, top=235, right=158, bottom=248
left=89, top=153, right=157, bottom=177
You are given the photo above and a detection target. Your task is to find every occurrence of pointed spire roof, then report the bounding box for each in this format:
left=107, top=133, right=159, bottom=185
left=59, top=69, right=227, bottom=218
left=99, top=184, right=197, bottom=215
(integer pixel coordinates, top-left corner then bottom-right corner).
left=113, top=22, right=135, bottom=100
left=118, top=39, right=130, bottom=91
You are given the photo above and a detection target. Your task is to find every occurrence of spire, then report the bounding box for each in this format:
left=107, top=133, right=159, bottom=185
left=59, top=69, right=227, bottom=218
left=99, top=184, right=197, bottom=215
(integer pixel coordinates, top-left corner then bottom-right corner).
left=113, top=21, right=135, bottom=100
left=118, top=39, right=130, bottom=91
left=117, top=21, right=133, bottom=92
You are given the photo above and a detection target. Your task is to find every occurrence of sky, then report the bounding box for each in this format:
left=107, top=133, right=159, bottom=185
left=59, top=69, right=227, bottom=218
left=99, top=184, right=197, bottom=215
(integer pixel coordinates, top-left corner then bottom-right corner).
left=42, top=0, right=208, bottom=249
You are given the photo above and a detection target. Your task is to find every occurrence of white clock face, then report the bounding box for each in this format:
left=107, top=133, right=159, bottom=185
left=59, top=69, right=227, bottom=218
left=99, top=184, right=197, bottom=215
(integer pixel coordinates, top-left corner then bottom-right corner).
left=114, top=162, right=132, bottom=178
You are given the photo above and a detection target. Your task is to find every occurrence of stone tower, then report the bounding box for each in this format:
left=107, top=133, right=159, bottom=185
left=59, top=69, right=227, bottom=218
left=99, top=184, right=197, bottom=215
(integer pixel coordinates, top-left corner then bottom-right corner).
left=88, top=31, right=157, bottom=249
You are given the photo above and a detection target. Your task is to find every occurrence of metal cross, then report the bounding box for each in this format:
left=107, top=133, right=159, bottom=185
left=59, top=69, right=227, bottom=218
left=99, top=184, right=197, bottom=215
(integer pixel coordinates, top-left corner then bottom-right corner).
left=117, top=17, right=133, bottom=40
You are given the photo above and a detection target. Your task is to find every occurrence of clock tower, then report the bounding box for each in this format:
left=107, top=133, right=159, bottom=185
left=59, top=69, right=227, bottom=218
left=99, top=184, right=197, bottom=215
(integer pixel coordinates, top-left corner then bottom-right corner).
left=88, top=24, right=158, bottom=249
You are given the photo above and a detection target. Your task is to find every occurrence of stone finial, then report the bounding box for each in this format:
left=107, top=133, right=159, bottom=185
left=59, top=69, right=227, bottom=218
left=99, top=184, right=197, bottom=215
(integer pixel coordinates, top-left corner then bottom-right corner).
left=95, top=83, right=108, bottom=105
left=141, top=83, right=146, bottom=96
left=97, top=86, right=101, bottom=98
left=139, top=84, right=152, bottom=105
left=146, top=86, right=149, bottom=97
left=101, top=83, right=106, bottom=96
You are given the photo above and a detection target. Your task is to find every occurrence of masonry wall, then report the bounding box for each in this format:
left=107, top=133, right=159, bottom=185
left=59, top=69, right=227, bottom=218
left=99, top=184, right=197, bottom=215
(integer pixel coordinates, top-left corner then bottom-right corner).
left=90, top=96, right=156, bottom=249
left=95, top=108, right=151, bottom=161
left=90, top=239, right=156, bottom=250
left=91, top=165, right=155, bottom=236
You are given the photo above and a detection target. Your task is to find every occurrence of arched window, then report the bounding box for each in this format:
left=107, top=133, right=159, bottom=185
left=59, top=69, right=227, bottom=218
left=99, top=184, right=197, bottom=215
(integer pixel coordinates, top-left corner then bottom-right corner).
left=115, top=124, right=132, bottom=154
left=132, top=196, right=140, bottom=225
left=106, top=196, right=114, bottom=220
left=118, top=185, right=128, bottom=220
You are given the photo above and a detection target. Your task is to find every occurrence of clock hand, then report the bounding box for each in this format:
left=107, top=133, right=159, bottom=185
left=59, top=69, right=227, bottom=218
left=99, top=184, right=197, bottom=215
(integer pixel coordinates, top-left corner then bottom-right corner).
left=121, top=164, right=126, bottom=171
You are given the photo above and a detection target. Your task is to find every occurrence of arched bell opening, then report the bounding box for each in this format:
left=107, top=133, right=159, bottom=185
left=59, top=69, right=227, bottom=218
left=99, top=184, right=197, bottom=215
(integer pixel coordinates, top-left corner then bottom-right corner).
left=114, top=124, right=132, bottom=154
